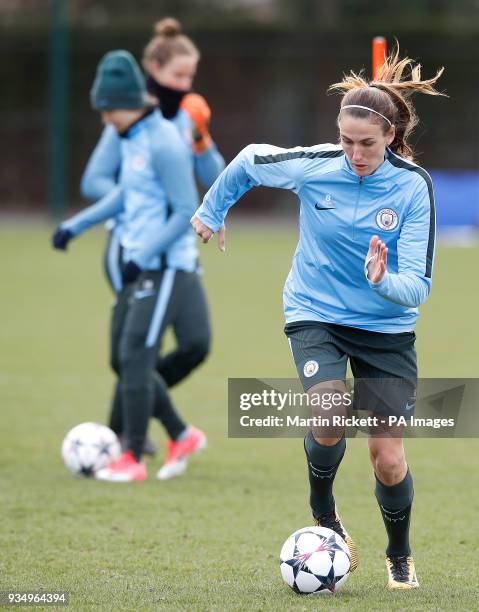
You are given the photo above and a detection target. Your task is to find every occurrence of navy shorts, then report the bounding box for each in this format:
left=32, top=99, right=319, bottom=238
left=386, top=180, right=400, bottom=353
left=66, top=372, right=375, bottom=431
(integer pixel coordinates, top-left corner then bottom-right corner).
left=285, top=321, right=417, bottom=418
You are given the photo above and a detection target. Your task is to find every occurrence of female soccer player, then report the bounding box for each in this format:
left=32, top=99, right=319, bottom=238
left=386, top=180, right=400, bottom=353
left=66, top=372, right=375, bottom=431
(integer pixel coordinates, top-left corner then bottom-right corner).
left=81, top=17, right=224, bottom=294
left=57, top=18, right=225, bottom=479
left=191, top=46, right=444, bottom=588
left=53, top=50, right=206, bottom=482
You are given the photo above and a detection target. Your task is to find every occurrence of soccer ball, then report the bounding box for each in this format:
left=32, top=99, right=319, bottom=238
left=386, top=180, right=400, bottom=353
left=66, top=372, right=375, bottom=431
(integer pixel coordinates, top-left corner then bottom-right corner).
left=279, top=526, right=351, bottom=595
left=61, top=422, right=121, bottom=476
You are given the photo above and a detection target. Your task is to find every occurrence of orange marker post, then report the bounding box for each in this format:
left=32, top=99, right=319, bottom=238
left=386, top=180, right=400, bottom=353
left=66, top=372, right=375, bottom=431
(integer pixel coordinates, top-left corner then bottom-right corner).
left=372, top=36, right=387, bottom=80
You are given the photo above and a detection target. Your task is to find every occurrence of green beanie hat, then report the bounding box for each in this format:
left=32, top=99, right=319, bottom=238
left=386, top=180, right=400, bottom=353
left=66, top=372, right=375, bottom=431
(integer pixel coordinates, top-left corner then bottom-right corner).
left=90, top=50, right=146, bottom=111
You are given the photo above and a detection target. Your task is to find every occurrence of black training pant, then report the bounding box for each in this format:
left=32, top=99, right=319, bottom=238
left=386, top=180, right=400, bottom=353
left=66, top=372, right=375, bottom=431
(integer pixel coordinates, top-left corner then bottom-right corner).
left=109, top=269, right=210, bottom=456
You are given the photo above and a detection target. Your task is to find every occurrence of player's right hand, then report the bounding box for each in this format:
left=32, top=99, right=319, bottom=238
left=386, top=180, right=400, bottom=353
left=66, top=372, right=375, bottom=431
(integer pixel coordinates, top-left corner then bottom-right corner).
left=190, top=215, right=225, bottom=252
left=52, top=227, right=73, bottom=251
left=366, top=235, right=388, bottom=283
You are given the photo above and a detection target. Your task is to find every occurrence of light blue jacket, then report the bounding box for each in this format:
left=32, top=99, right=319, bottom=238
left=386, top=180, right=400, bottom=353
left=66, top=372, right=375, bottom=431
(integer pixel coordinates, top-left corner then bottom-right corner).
left=195, top=143, right=436, bottom=333
left=80, top=108, right=225, bottom=237
left=63, top=109, right=199, bottom=271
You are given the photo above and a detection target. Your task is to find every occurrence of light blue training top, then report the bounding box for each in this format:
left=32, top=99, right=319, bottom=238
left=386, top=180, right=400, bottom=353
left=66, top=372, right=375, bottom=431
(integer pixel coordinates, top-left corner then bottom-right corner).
left=80, top=107, right=225, bottom=235
left=195, top=142, right=436, bottom=333
left=63, top=109, right=200, bottom=271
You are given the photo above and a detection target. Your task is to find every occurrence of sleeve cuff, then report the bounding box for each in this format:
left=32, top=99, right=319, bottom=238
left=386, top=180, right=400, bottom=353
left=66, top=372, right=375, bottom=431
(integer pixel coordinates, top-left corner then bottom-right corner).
left=364, top=256, right=389, bottom=290
left=368, top=274, right=389, bottom=290
left=61, top=220, right=80, bottom=237
left=195, top=208, right=223, bottom=233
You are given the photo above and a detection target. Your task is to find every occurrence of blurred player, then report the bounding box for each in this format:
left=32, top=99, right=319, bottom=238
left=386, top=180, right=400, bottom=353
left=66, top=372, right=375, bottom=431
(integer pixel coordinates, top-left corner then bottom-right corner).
left=191, top=45, right=445, bottom=588
left=56, top=18, right=225, bottom=479
left=53, top=51, right=206, bottom=482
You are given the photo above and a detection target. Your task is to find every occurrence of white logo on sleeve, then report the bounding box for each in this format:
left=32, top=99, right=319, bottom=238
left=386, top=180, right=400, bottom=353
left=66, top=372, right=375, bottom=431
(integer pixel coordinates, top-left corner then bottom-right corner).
left=376, top=208, right=398, bottom=231
left=304, top=360, right=319, bottom=377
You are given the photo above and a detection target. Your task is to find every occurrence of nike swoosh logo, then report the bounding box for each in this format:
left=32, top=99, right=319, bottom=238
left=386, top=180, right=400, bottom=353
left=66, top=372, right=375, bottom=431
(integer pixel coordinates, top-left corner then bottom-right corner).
left=405, top=402, right=415, bottom=411
left=315, top=204, right=335, bottom=210
left=134, top=290, right=156, bottom=300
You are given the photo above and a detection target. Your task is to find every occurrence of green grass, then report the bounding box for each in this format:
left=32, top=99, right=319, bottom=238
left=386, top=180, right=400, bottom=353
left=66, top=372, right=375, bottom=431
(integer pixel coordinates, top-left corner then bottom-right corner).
left=0, top=222, right=478, bottom=611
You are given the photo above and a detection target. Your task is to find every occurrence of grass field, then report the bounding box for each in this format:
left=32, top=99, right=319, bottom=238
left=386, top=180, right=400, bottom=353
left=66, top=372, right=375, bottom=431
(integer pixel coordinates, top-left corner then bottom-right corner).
left=1, top=222, right=478, bottom=611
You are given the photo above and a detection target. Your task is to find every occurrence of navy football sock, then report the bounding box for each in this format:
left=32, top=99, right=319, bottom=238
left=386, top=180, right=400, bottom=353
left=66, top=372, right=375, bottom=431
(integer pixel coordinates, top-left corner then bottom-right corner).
left=375, top=468, right=414, bottom=557
left=304, top=431, right=346, bottom=519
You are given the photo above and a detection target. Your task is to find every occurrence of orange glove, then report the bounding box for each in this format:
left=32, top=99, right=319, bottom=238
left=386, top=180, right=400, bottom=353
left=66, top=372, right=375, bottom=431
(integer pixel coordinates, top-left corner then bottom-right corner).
left=181, top=93, right=213, bottom=153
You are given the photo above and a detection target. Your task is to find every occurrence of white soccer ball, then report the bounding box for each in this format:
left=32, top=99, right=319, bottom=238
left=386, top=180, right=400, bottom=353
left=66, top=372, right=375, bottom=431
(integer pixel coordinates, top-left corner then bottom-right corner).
left=279, top=526, right=351, bottom=595
left=61, top=422, right=121, bottom=476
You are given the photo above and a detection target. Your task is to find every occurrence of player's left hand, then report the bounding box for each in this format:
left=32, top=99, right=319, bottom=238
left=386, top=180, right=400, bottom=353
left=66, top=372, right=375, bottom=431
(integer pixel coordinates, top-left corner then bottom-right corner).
left=366, top=235, right=387, bottom=283
left=181, top=93, right=212, bottom=154
left=121, top=260, right=142, bottom=284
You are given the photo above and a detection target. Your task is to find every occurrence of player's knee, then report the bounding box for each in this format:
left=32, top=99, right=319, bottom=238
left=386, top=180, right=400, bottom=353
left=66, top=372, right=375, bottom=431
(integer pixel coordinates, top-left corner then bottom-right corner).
left=120, top=363, right=149, bottom=392
left=119, top=344, right=150, bottom=385
left=371, top=451, right=404, bottom=480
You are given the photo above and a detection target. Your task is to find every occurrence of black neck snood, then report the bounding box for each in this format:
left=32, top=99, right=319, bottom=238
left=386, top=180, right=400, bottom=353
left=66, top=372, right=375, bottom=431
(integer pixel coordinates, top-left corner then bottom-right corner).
left=146, top=76, right=189, bottom=119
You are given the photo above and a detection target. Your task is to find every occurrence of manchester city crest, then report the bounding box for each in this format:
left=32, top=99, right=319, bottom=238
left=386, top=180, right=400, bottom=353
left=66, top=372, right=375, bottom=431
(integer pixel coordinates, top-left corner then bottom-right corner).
left=376, top=208, right=399, bottom=231
left=303, top=360, right=319, bottom=378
